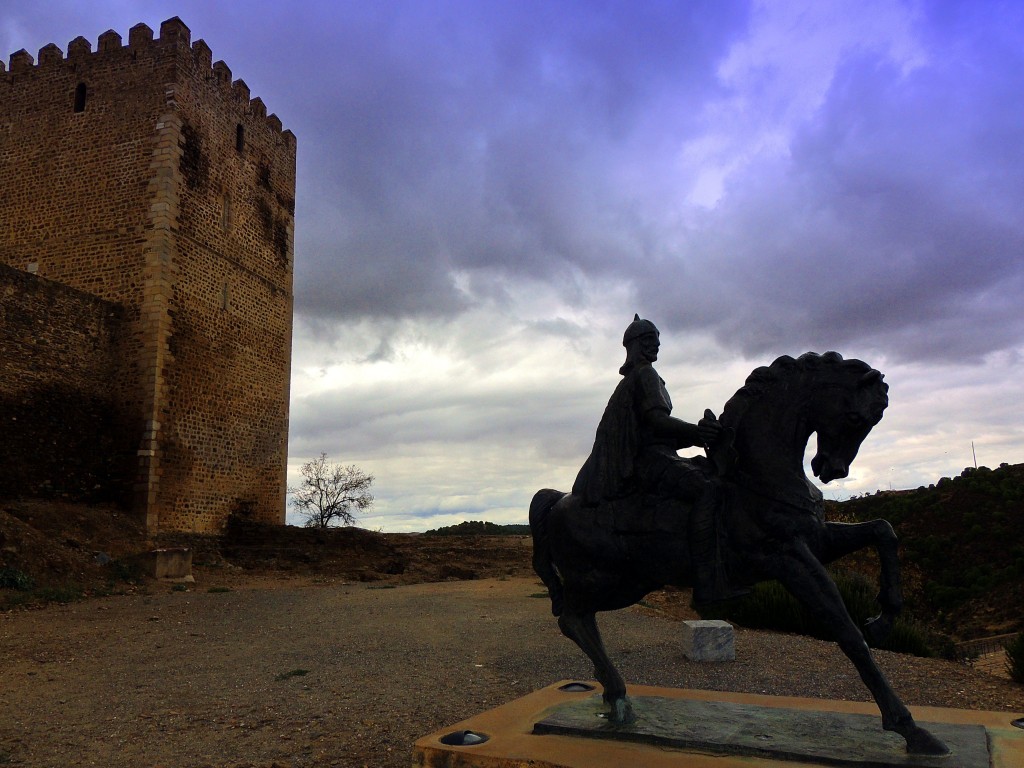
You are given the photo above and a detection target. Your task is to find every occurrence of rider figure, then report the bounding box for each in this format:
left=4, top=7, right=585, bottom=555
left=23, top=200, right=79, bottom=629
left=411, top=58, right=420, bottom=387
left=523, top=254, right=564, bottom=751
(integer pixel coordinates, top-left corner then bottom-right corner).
left=572, top=314, right=734, bottom=605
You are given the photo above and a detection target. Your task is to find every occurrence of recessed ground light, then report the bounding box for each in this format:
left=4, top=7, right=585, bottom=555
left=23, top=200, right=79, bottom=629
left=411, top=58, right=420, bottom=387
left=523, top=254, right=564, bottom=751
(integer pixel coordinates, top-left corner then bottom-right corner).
left=1012, top=718, right=1024, bottom=730
left=558, top=682, right=595, bottom=692
left=440, top=730, right=489, bottom=746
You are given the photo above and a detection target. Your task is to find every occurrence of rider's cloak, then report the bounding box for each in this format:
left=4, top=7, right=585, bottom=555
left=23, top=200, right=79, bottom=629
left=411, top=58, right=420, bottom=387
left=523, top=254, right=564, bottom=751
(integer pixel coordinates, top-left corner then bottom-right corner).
left=572, top=361, right=672, bottom=506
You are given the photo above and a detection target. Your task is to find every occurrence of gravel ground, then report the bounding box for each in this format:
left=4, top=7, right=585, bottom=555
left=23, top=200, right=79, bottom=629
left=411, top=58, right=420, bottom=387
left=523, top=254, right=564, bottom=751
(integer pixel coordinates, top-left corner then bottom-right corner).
left=2, top=576, right=1022, bottom=768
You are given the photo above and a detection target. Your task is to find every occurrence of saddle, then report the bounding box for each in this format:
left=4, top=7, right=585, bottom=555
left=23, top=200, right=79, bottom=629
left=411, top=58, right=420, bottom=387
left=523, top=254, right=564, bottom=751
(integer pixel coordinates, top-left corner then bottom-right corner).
left=588, top=493, right=692, bottom=535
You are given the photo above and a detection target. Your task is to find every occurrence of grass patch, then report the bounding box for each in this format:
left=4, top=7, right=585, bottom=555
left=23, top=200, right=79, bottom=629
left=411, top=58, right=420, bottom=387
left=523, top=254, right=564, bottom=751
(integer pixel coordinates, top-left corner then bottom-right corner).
left=36, top=585, right=84, bottom=603
left=366, top=584, right=396, bottom=590
left=275, top=668, right=310, bottom=681
left=207, top=586, right=232, bottom=593
left=171, top=584, right=189, bottom=592
left=3, top=583, right=84, bottom=609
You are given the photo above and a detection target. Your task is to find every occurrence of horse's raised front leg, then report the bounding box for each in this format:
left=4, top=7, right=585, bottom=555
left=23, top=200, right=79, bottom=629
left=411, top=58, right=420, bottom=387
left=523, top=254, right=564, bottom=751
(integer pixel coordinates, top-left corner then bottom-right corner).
left=820, top=520, right=902, bottom=645
left=558, top=611, right=634, bottom=724
left=776, top=539, right=947, bottom=756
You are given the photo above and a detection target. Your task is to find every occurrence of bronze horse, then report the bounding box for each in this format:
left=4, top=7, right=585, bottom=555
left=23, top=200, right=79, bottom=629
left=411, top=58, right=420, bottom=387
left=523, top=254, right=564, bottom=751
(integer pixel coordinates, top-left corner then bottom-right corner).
left=530, top=352, right=949, bottom=755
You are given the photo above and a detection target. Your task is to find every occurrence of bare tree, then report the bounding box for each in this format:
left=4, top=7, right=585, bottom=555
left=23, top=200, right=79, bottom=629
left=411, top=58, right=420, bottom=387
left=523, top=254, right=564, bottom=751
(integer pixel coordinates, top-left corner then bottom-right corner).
left=290, top=453, right=374, bottom=528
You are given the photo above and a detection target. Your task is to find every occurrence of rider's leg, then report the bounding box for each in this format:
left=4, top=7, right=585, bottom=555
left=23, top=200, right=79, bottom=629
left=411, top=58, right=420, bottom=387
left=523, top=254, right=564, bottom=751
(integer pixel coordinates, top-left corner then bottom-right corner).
left=645, top=455, right=742, bottom=604
left=689, top=483, right=730, bottom=605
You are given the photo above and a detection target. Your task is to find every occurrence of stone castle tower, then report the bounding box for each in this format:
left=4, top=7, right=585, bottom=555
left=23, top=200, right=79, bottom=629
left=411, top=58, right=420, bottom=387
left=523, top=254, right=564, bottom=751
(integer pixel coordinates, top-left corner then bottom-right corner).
left=0, top=18, right=296, bottom=532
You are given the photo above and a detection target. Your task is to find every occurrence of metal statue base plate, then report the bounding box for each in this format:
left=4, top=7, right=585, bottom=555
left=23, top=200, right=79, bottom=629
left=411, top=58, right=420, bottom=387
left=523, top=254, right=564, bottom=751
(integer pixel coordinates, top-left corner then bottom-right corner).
left=534, top=695, right=989, bottom=768
left=412, top=682, right=1024, bottom=768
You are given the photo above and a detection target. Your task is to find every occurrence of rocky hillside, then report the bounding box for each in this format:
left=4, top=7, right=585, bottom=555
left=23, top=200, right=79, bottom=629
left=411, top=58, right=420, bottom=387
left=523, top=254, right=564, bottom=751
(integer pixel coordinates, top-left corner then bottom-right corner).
left=825, top=463, right=1024, bottom=640
left=0, top=499, right=534, bottom=609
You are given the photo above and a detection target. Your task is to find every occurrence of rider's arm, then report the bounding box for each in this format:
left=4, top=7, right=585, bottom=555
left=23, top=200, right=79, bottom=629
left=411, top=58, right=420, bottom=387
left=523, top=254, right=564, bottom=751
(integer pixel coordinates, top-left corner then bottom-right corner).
left=643, top=408, right=705, bottom=449
left=636, top=365, right=721, bottom=450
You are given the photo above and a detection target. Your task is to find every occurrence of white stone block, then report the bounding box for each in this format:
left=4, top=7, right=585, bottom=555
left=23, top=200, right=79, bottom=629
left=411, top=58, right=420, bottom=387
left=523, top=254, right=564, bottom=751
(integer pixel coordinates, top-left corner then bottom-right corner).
left=683, top=619, right=735, bottom=661
left=142, top=547, right=193, bottom=580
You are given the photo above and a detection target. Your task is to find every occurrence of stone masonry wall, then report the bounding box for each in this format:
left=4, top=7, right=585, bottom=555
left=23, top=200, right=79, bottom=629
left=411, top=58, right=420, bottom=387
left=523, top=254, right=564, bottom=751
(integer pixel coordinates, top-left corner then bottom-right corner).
left=153, top=22, right=296, bottom=531
left=1, top=18, right=296, bottom=532
left=0, top=22, right=178, bottom=433
left=0, top=264, right=135, bottom=502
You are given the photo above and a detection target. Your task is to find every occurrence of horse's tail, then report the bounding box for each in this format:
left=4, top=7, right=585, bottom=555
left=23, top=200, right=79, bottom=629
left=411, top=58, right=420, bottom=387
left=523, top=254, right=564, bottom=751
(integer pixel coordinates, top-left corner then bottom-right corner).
left=529, top=488, right=566, bottom=617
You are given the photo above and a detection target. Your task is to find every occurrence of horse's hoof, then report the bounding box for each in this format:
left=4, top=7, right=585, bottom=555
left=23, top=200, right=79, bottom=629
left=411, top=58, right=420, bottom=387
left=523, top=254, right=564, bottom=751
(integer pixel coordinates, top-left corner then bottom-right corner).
left=608, top=697, right=635, bottom=725
left=904, top=726, right=950, bottom=756
left=863, top=614, right=893, bottom=645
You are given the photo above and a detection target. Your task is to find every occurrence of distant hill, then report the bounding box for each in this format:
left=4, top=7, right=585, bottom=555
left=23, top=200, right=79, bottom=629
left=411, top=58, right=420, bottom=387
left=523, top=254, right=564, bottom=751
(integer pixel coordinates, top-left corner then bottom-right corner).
left=422, top=520, right=530, bottom=537
left=826, top=462, right=1024, bottom=641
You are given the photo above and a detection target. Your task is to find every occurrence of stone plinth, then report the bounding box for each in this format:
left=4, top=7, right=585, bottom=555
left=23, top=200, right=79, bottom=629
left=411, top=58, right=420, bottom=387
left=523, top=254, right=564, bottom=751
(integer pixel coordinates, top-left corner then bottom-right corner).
left=412, top=682, right=1024, bottom=768
left=683, top=619, right=735, bottom=661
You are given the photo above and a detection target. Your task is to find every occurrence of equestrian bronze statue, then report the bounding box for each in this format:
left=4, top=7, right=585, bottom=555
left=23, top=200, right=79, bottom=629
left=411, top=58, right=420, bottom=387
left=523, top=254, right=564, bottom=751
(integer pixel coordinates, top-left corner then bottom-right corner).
left=529, top=315, right=949, bottom=755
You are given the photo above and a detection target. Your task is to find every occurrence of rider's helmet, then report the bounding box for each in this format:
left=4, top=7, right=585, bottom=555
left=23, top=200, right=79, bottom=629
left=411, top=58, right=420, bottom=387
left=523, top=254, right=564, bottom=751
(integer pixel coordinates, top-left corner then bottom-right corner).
left=622, top=314, right=659, bottom=346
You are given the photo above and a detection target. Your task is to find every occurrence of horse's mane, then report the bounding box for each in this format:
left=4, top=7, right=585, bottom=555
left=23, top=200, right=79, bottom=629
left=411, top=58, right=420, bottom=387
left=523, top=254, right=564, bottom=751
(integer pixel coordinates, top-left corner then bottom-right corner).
left=720, top=351, right=889, bottom=430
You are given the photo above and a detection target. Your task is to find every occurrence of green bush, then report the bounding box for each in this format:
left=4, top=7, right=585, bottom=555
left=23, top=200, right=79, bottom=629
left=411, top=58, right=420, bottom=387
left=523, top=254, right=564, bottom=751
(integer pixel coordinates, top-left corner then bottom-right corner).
left=1006, top=633, right=1024, bottom=684
left=700, top=580, right=813, bottom=635
left=0, top=567, right=34, bottom=591
left=698, top=570, right=937, bottom=657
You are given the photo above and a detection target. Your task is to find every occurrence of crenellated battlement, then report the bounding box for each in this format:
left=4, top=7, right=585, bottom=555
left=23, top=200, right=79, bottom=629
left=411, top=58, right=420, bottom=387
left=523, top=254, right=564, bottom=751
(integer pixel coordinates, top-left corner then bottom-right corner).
left=2, top=16, right=293, bottom=147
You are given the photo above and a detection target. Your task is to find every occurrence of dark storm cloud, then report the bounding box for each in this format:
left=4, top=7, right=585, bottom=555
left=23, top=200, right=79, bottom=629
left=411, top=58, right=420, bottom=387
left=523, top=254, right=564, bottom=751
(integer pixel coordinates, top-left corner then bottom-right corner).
left=9, top=2, right=1022, bottom=363
left=286, top=0, right=751, bottom=322
left=280, top=0, right=1024, bottom=366
left=638, top=7, right=1024, bottom=363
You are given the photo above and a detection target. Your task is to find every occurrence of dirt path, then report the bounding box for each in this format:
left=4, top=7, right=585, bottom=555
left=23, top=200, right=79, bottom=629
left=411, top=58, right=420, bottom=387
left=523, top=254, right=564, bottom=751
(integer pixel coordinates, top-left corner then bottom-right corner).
left=2, top=577, right=1022, bottom=768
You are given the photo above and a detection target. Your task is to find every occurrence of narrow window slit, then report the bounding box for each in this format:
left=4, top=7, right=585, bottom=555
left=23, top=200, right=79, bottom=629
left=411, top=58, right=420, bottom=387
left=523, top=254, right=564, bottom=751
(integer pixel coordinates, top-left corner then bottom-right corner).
left=221, top=193, right=232, bottom=231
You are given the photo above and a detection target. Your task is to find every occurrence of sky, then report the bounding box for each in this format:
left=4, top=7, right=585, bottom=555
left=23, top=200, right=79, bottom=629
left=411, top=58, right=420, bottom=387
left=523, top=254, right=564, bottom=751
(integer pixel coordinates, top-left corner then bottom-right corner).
left=4, top=1, right=1024, bottom=531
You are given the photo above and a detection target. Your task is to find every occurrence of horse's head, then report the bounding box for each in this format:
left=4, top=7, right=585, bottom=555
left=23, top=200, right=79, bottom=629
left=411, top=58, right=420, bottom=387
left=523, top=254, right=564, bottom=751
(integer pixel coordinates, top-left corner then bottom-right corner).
left=721, top=351, right=889, bottom=488
left=803, top=353, right=889, bottom=484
